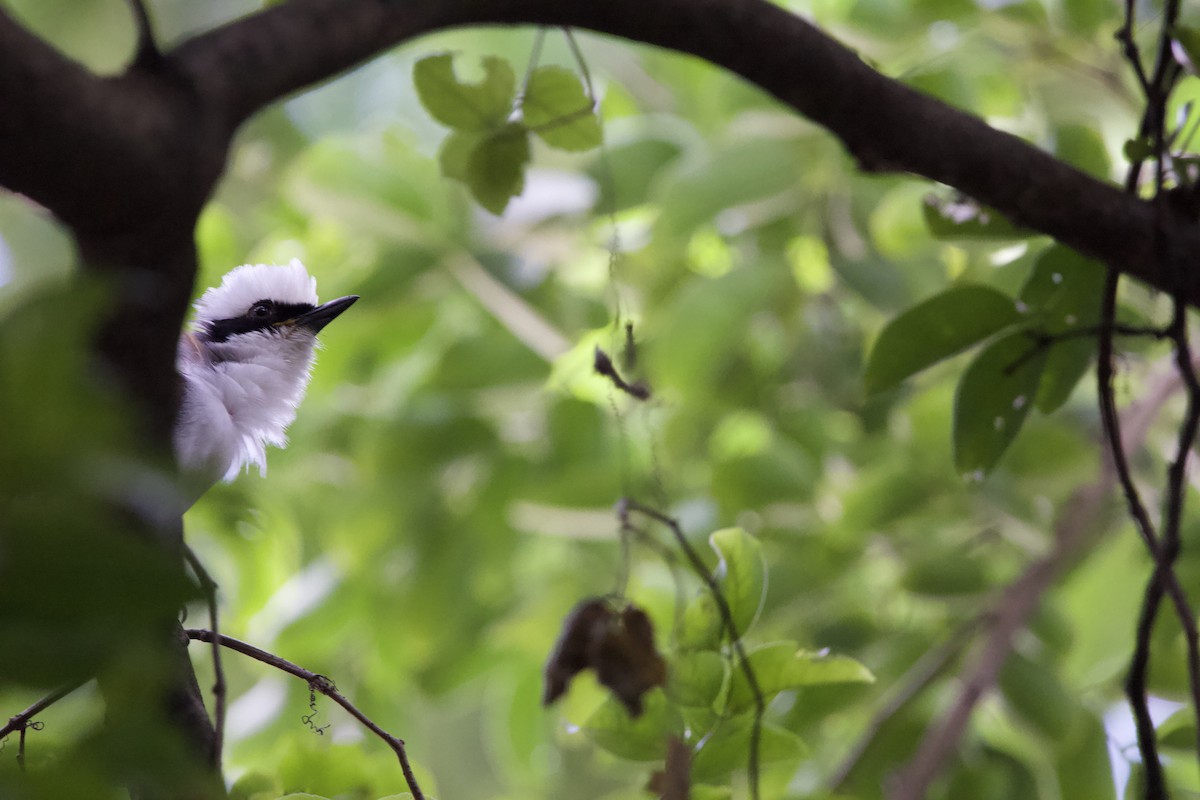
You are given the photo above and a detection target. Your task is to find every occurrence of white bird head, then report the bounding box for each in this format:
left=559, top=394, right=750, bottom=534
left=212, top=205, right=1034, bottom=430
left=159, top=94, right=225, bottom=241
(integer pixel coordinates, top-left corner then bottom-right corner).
left=174, top=259, right=358, bottom=491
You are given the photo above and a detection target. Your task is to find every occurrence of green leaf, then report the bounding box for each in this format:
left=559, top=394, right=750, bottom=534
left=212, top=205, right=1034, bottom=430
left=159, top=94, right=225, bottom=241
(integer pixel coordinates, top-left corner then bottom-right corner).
left=1018, top=245, right=1105, bottom=413
left=953, top=329, right=1048, bottom=477
left=691, top=716, right=807, bottom=782
left=678, top=528, right=766, bottom=648
left=521, top=66, right=602, bottom=152
left=865, top=284, right=1023, bottom=395
left=437, top=129, right=480, bottom=182
left=667, top=649, right=729, bottom=708
left=465, top=123, right=530, bottom=214
left=413, top=53, right=515, bottom=131
left=1123, top=136, right=1155, bottom=163
left=1055, top=712, right=1118, bottom=800
left=678, top=591, right=723, bottom=650
left=583, top=689, right=679, bottom=761
left=727, top=642, right=875, bottom=714
left=923, top=194, right=1031, bottom=239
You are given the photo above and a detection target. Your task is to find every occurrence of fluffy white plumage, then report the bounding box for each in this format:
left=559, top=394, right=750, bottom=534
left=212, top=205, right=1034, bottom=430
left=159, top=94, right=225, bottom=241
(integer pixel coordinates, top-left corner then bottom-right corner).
left=174, top=260, right=354, bottom=494
left=193, top=259, right=318, bottom=321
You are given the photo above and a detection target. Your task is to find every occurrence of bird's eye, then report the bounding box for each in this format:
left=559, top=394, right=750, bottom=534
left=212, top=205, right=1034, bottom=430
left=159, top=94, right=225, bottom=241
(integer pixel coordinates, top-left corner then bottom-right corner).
left=250, top=302, right=273, bottom=318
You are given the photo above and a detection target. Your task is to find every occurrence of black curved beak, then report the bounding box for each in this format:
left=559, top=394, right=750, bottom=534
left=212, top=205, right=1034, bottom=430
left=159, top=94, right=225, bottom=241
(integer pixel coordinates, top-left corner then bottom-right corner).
left=295, top=295, right=359, bottom=333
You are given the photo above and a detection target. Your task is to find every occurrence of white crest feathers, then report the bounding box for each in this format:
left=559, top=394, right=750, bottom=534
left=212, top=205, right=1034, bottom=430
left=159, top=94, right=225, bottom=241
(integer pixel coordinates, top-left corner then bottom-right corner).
left=192, top=259, right=318, bottom=322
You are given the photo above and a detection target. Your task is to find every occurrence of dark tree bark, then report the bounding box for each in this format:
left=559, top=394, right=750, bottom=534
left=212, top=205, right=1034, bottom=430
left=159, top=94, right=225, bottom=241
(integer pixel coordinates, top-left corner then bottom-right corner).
left=0, top=0, right=1191, bottom=791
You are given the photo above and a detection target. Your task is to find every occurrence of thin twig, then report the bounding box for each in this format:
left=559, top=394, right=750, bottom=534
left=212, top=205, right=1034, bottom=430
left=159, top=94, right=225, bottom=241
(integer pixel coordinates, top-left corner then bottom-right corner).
left=621, top=499, right=765, bottom=800
left=1004, top=323, right=1170, bottom=375
left=0, top=684, right=81, bottom=744
left=1102, top=267, right=1168, bottom=799
left=595, top=346, right=651, bottom=400
left=183, top=544, right=225, bottom=768
left=1115, top=1, right=1200, bottom=793
left=184, top=629, right=424, bottom=800
left=514, top=27, right=547, bottom=112
left=1116, top=0, right=1151, bottom=96
left=562, top=28, right=597, bottom=105
left=124, top=0, right=161, bottom=68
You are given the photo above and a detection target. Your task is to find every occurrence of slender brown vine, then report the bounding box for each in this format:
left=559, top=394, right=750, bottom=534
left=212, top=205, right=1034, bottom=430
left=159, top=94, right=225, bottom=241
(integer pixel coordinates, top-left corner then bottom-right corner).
left=1102, top=2, right=1200, bottom=795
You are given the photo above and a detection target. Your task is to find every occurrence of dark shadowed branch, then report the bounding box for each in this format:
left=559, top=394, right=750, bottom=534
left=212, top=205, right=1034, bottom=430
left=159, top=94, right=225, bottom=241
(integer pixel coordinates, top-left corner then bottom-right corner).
left=1, top=0, right=1200, bottom=326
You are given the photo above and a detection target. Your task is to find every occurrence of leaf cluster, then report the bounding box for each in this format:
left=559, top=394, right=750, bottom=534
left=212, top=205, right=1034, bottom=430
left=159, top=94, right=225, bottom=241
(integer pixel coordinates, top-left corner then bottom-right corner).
left=414, top=53, right=602, bottom=214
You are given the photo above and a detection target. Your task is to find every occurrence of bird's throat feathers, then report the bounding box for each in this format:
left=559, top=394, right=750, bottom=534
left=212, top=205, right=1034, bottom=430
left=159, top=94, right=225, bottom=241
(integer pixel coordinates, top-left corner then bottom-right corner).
left=176, top=326, right=320, bottom=483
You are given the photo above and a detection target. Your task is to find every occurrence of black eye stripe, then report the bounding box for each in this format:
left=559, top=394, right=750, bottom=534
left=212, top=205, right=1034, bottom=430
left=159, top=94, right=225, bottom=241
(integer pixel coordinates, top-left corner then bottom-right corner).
left=202, top=301, right=317, bottom=343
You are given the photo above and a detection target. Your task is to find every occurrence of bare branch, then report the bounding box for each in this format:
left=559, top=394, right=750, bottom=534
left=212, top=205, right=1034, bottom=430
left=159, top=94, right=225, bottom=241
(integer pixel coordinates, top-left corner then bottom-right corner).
left=163, top=0, right=1200, bottom=305
left=0, top=684, right=82, bottom=744
left=184, top=629, right=425, bottom=800
left=1, top=2, right=1199, bottom=308
left=125, top=0, right=162, bottom=68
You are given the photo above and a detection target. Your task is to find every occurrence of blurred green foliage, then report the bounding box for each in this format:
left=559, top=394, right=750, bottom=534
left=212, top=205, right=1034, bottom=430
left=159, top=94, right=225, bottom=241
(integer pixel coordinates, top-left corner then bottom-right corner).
left=3, top=0, right=1200, bottom=798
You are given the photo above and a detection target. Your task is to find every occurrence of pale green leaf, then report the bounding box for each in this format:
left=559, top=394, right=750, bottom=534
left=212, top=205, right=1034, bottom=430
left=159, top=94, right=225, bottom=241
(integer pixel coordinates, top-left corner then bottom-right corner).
left=437, top=130, right=480, bottom=182
left=667, top=649, right=729, bottom=709
left=727, top=642, right=875, bottom=714
left=521, top=66, right=602, bottom=152
left=583, top=689, right=679, bottom=761
left=413, top=53, right=515, bottom=131
left=691, top=716, right=807, bottom=782
left=678, top=528, right=766, bottom=648
left=465, top=124, right=530, bottom=214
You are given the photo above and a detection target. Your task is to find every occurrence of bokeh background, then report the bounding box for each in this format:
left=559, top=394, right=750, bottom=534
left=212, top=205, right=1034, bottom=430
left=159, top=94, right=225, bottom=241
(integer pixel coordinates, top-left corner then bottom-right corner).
left=2, top=0, right=1198, bottom=797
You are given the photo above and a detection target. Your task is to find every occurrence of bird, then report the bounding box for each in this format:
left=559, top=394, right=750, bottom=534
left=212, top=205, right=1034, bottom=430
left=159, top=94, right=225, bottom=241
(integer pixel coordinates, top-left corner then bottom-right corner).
left=173, top=259, right=358, bottom=501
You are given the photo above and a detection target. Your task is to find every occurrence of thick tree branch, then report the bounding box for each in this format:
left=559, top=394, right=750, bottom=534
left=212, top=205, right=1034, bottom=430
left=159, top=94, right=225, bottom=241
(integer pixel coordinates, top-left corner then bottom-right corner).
left=168, top=0, right=1197, bottom=305
left=2, top=0, right=1199, bottom=407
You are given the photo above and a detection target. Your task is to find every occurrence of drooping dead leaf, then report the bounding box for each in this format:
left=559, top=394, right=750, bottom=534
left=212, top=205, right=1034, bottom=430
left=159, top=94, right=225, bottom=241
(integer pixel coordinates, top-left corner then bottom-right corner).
left=543, top=597, right=667, bottom=717
left=543, top=597, right=611, bottom=707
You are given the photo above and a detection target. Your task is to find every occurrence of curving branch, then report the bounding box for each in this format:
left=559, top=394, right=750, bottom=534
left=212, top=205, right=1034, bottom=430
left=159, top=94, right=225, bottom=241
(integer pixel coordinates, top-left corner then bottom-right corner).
left=184, top=629, right=424, bottom=800
left=0, top=0, right=1195, bottom=440
left=0, top=0, right=1198, bottom=323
